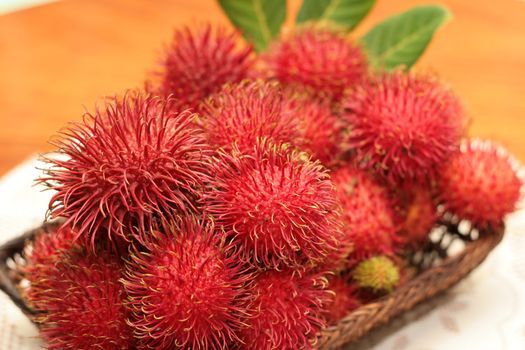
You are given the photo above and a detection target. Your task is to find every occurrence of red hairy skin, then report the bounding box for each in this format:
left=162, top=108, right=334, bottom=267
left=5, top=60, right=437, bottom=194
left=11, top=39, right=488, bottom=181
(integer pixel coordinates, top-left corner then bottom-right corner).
left=331, top=167, right=400, bottom=267
left=26, top=247, right=132, bottom=350
left=344, top=71, right=465, bottom=185
left=438, top=140, right=523, bottom=228
left=265, top=28, right=367, bottom=101
left=24, top=225, right=75, bottom=271
left=238, top=268, right=331, bottom=350
left=396, top=187, right=438, bottom=248
left=39, top=92, right=211, bottom=248
left=324, top=276, right=360, bottom=325
left=283, top=93, right=347, bottom=166
left=205, top=139, right=342, bottom=269
left=312, top=231, right=354, bottom=274
left=201, top=80, right=300, bottom=154
left=152, top=25, right=254, bottom=111
left=23, top=225, right=77, bottom=309
left=123, top=217, right=251, bottom=350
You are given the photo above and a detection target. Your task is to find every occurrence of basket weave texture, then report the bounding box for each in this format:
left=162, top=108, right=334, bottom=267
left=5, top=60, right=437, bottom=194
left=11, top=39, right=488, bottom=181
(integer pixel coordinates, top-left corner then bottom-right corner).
left=0, top=219, right=504, bottom=350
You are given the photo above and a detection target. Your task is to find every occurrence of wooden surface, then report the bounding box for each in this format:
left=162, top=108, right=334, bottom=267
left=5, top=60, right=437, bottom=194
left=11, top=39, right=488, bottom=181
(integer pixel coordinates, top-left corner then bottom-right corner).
left=0, top=0, right=524, bottom=176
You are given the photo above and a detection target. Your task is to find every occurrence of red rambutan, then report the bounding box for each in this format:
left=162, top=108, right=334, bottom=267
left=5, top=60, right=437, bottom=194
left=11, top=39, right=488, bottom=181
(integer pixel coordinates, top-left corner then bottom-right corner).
left=25, top=225, right=76, bottom=270
left=205, top=139, right=342, bottom=269
left=27, top=247, right=132, bottom=350
left=123, top=217, right=250, bottom=350
left=239, top=268, right=331, bottom=350
left=312, top=231, right=354, bottom=274
left=331, top=167, right=399, bottom=266
left=324, top=276, right=360, bottom=325
left=397, top=187, right=438, bottom=247
left=152, top=25, right=254, bottom=111
left=23, top=225, right=77, bottom=310
left=438, top=140, right=523, bottom=228
left=200, top=80, right=299, bottom=154
left=344, top=71, right=465, bottom=184
left=283, top=93, right=347, bottom=165
left=265, top=28, right=367, bottom=101
left=40, top=92, right=211, bottom=247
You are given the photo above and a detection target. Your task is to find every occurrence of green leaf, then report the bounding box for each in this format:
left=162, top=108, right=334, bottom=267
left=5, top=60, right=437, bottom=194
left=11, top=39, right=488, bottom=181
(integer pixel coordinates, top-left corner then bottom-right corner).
left=218, top=0, right=286, bottom=52
left=297, top=0, right=375, bottom=31
left=361, top=5, right=452, bottom=70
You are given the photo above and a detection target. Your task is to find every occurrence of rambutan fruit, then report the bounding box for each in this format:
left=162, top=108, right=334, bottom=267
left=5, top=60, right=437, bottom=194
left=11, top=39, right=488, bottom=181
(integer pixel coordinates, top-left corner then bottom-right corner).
left=40, top=92, right=211, bottom=247
left=438, top=140, right=523, bottom=228
left=396, top=187, right=438, bottom=248
left=200, top=80, right=299, bottom=154
left=152, top=25, right=254, bottom=111
left=205, top=139, right=342, bottom=269
left=23, top=225, right=77, bottom=310
left=26, top=247, right=132, bottom=350
left=353, top=256, right=400, bottom=294
left=265, top=28, right=367, bottom=101
left=344, top=71, right=465, bottom=184
left=283, top=93, right=347, bottom=165
left=123, top=217, right=250, bottom=350
left=313, top=232, right=354, bottom=274
left=324, top=276, right=360, bottom=325
left=238, top=268, right=331, bottom=350
left=331, top=167, right=399, bottom=266
left=25, top=224, right=76, bottom=270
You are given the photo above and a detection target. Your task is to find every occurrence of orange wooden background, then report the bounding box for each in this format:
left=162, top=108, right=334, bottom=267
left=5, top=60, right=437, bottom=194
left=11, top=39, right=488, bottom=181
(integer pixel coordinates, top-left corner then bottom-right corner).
left=0, top=0, right=524, bottom=176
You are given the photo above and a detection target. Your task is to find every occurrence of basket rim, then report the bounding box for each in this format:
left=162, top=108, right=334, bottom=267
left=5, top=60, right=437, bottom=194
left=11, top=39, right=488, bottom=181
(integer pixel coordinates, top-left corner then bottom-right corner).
left=317, top=223, right=504, bottom=349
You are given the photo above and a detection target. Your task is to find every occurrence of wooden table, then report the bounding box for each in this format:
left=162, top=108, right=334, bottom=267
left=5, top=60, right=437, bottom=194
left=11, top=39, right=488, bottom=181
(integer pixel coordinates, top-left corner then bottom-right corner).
left=1, top=0, right=524, bottom=176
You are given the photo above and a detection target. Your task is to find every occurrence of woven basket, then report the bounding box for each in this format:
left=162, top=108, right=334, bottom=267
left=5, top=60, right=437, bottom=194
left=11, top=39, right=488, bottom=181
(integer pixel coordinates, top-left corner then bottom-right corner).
left=0, top=218, right=504, bottom=349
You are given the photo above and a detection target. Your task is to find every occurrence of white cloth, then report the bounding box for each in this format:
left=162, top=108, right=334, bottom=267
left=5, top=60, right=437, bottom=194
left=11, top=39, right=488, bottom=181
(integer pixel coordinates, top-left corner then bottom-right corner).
left=0, top=158, right=524, bottom=350
left=0, top=0, right=58, bottom=15
left=0, top=158, right=49, bottom=350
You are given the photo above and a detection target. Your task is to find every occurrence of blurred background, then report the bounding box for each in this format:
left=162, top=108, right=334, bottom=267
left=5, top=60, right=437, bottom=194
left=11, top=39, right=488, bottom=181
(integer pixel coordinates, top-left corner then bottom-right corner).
left=0, top=0, right=524, bottom=175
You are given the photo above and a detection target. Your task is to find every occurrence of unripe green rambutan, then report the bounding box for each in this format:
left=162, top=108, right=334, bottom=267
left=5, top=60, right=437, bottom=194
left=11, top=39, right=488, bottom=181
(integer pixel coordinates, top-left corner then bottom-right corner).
left=353, top=256, right=400, bottom=293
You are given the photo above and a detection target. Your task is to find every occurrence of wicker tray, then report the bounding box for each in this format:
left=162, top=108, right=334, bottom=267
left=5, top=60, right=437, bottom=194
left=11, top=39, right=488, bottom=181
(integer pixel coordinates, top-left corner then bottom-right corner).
left=0, top=219, right=504, bottom=349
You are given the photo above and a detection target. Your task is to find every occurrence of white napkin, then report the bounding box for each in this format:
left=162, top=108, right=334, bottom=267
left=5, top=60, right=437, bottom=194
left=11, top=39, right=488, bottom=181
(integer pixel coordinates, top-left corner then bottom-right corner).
left=0, top=157, right=49, bottom=350
left=0, top=0, right=59, bottom=15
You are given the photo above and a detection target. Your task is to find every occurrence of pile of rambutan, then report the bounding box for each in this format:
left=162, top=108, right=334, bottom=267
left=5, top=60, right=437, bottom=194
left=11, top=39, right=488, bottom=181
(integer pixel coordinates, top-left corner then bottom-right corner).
left=22, top=5, right=523, bottom=350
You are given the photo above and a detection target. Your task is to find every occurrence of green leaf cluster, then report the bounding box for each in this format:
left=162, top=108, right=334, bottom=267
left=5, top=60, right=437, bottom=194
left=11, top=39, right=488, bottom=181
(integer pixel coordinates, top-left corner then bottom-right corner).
left=217, top=0, right=452, bottom=70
